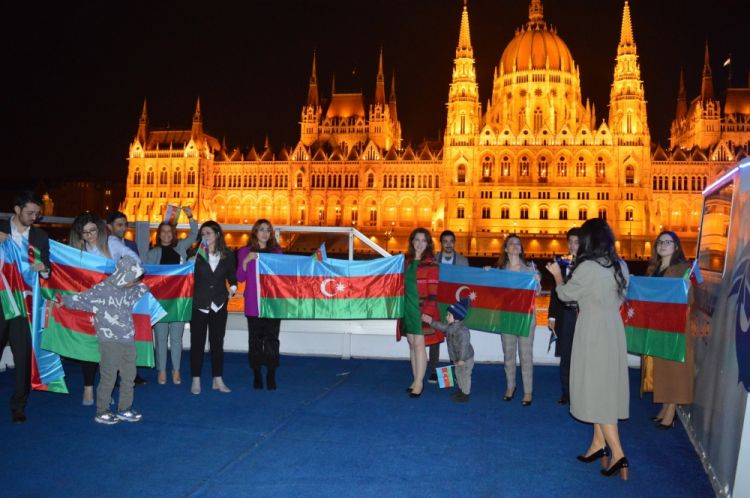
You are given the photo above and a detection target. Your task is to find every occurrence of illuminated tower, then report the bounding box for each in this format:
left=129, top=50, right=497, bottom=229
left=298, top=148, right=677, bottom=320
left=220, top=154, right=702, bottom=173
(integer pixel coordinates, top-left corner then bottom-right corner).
left=300, top=52, right=322, bottom=147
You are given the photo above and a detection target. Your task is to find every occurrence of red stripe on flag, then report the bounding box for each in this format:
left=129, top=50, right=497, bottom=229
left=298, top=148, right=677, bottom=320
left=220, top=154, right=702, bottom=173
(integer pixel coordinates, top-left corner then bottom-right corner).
left=142, top=274, right=194, bottom=300
left=51, top=305, right=154, bottom=341
left=133, top=314, right=153, bottom=341
left=621, top=300, right=688, bottom=334
left=45, top=263, right=108, bottom=293
left=438, top=282, right=535, bottom=314
left=260, top=273, right=404, bottom=299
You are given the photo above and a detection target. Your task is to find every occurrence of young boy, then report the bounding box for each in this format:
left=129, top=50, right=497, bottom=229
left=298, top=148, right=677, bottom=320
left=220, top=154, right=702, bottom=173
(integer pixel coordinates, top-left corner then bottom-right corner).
left=60, top=256, right=148, bottom=424
left=422, top=297, right=474, bottom=403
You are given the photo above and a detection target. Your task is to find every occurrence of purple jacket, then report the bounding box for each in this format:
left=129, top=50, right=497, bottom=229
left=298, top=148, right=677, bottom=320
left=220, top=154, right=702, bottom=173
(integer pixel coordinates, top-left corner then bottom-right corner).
left=236, top=245, right=282, bottom=317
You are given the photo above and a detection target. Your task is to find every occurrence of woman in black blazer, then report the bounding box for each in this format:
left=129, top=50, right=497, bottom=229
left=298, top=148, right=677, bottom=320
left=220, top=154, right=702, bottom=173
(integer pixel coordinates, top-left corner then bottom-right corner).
left=190, top=221, right=237, bottom=395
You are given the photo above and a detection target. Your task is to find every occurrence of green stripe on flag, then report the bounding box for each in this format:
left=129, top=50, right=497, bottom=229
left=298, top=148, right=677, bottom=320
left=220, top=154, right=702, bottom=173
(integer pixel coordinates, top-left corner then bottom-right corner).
left=1, top=289, right=27, bottom=320
left=626, top=326, right=686, bottom=362
left=438, top=304, right=532, bottom=336
left=156, top=297, right=192, bottom=323
left=261, top=296, right=403, bottom=320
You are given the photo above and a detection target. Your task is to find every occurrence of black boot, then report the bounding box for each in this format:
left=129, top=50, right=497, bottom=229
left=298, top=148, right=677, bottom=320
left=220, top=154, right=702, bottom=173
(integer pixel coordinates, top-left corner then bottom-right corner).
left=253, top=369, right=263, bottom=389
left=266, top=367, right=277, bottom=390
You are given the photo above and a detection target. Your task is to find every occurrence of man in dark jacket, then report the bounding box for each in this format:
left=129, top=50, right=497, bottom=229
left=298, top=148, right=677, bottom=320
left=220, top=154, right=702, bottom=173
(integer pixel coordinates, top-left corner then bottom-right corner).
left=548, top=228, right=580, bottom=405
left=0, top=191, right=51, bottom=423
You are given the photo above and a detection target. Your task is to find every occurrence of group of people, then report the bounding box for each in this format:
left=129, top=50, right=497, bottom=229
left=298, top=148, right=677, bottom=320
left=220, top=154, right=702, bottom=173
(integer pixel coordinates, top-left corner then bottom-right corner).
left=1, top=191, right=698, bottom=480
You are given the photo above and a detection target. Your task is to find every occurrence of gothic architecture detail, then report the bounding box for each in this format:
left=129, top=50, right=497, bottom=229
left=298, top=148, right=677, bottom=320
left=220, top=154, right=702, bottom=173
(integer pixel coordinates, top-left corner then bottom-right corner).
left=121, top=1, right=749, bottom=256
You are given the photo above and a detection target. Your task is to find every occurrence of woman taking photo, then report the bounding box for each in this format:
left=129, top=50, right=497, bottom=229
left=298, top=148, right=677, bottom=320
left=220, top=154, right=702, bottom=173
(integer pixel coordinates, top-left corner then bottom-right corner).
left=646, top=231, right=693, bottom=429
left=237, top=219, right=283, bottom=390
left=547, top=218, right=631, bottom=480
left=145, top=207, right=199, bottom=385
left=69, top=213, right=112, bottom=405
left=189, top=221, right=237, bottom=395
left=401, top=227, right=442, bottom=398
left=494, top=235, right=540, bottom=406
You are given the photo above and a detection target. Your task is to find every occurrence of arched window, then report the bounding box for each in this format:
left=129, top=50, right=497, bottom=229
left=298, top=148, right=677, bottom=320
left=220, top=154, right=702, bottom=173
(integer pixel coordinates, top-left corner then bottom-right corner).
left=501, top=156, right=511, bottom=177
left=133, top=169, right=141, bottom=184
left=519, top=156, right=529, bottom=177
left=160, top=169, right=168, bottom=184
left=533, top=107, right=543, bottom=133
left=146, top=170, right=154, bottom=185
left=457, top=164, right=466, bottom=183
left=598, top=208, right=607, bottom=220
left=595, top=157, right=605, bottom=178
left=482, top=156, right=493, bottom=181
left=578, top=207, right=588, bottom=220
left=296, top=173, right=303, bottom=188
left=187, top=168, right=196, bottom=185
left=557, top=156, right=567, bottom=177
left=625, top=165, right=635, bottom=185
left=367, top=173, right=374, bottom=188
left=575, top=157, right=586, bottom=177
left=538, top=156, right=548, bottom=180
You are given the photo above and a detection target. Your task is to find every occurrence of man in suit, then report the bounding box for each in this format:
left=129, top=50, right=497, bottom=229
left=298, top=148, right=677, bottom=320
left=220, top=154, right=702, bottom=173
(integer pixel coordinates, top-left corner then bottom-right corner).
left=0, top=191, right=51, bottom=423
left=106, top=211, right=147, bottom=385
left=548, top=227, right=580, bottom=405
left=428, top=230, right=469, bottom=383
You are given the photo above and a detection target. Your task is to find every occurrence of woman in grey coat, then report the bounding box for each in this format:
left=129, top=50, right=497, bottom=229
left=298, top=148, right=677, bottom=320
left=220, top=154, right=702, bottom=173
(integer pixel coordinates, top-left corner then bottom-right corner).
left=547, top=218, right=631, bottom=480
left=145, top=207, right=199, bottom=385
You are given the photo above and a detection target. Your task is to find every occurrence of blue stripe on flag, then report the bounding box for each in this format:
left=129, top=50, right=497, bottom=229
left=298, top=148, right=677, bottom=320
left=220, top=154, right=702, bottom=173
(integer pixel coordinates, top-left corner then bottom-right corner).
left=259, top=253, right=404, bottom=278
left=625, top=276, right=689, bottom=304
left=49, top=240, right=115, bottom=274
left=439, top=264, right=538, bottom=291
left=143, top=261, right=195, bottom=277
left=133, top=292, right=167, bottom=325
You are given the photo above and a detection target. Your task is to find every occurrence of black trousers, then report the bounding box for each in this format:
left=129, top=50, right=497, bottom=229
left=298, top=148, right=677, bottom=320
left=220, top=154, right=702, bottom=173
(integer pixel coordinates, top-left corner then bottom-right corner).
left=428, top=343, right=441, bottom=372
left=81, top=360, right=98, bottom=387
left=0, top=315, right=31, bottom=413
left=190, top=308, right=227, bottom=377
left=246, top=317, right=281, bottom=369
left=557, top=309, right=577, bottom=399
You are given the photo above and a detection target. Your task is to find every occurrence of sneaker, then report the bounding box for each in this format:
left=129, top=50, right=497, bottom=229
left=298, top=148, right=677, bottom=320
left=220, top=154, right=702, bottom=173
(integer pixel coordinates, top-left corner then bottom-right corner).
left=95, top=412, right=120, bottom=425
left=428, top=372, right=438, bottom=384
left=115, top=409, right=143, bottom=423
left=452, top=392, right=470, bottom=403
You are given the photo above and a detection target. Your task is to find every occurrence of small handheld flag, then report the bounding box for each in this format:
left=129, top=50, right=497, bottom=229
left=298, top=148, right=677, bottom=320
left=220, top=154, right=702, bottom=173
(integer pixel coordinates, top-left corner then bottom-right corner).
left=683, top=260, right=704, bottom=286
left=312, top=243, right=328, bottom=262
left=197, top=238, right=209, bottom=261
left=436, top=365, right=455, bottom=388
left=164, top=204, right=182, bottom=225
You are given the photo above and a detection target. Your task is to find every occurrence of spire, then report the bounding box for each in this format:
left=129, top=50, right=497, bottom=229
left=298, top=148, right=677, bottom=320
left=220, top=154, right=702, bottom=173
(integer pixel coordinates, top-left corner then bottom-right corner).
left=676, top=68, right=687, bottom=119
left=191, top=97, right=203, bottom=137
left=307, top=51, right=319, bottom=108
left=136, top=99, right=148, bottom=144
left=389, top=70, right=398, bottom=123
left=374, top=47, right=386, bottom=105
left=701, top=42, right=714, bottom=101
left=617, top=1, right=636, bottom=55
left=528, top=0, right=544, bottom=27
left=331, top=73, right=336, bottom=95
left=456, top=1, right=473, bottom=58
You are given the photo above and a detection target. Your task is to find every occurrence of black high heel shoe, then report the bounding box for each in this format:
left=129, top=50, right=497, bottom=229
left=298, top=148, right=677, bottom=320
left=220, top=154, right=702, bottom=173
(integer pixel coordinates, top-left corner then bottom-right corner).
left=657, top=418, right=677, bottom=429
left=601, top=457, right=629, bottom=480
left=576, top=447, right=610, bottom=469
left=650, top=415, right=663, bottom=422
left=503, top=388, right=516, bottom=401
left=521, top=397, right=533, bottom=407
left=409, top=389, right=422, bottom=398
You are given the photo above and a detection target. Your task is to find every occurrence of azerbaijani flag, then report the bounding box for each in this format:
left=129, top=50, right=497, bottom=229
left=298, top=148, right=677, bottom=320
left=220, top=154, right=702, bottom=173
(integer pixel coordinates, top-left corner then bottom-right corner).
left=143, top=261, right=194, bottom=322
left=40, top=240, right=165, bottom=367
left=164, top=204, right=182, bottom=225
left=437, top=265, right=537, bottom=336
left=622, top=276, right=690, bottom=362
left=683, top=260, right=704, bottom=286
left=0, top=240, right=28, bottom=320
left=312, top=243, right=328, bottom=262
left=436, top=365, right=455, bottom=388
left=257, top=253, right=404, bottom=319
left=197, top=238, right=209, bottom=261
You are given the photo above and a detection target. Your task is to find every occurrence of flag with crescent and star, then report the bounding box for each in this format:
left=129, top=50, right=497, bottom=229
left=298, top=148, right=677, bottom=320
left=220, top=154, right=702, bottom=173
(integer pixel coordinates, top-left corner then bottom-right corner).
left=622, top=275, right=690, bottom=362
left=437, top=264, right=537, bottom=336
left=256, top=253, right=404, bottom=319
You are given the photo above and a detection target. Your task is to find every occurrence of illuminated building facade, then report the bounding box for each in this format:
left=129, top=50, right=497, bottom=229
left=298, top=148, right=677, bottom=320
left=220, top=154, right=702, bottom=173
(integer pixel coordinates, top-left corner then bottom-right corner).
left=121, top=0, right=749, bottom=256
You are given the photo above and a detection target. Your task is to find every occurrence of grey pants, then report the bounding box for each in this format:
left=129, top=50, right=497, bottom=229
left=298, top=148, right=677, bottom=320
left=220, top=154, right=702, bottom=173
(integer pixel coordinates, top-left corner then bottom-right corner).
left=456, top=358, right=475, bottom=395
left=153, top=321, right=185, bottom=372
left=97, top=341, right=136, bottom=415
left=501, top=328, right=535, bottom=395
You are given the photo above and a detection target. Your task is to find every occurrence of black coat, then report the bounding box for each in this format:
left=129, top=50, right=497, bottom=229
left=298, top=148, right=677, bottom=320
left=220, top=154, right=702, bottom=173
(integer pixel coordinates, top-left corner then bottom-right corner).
left=0, top=218, right=51, bottom=271
left=192, top=251, right=238, bottom=310
left=549, top=264, right=577, bottom=357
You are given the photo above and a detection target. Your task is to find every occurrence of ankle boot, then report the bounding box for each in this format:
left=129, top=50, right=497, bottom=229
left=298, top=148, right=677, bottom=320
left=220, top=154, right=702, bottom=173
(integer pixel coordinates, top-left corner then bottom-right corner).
left=266, top=368, right=277, bottom=390
left=212, top=376, right=231, bottom=393
left=253, top=369, right=263, bottom=389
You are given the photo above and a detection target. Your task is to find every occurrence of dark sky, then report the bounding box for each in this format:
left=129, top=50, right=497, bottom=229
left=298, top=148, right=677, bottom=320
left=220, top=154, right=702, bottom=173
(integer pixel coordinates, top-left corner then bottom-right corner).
left=5, top=0, right=749, bottom=183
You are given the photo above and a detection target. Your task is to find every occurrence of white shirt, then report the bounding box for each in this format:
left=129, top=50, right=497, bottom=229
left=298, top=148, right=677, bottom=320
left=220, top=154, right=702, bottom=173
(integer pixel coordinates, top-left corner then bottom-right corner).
left=198, top=252, right=236, bottom=314
left=10, top=216, right=49, bottom=278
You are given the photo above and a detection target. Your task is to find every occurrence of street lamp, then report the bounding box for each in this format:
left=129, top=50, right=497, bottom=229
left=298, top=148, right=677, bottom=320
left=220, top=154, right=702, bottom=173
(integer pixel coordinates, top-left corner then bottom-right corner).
left=384, top=221, right=395, bottom=253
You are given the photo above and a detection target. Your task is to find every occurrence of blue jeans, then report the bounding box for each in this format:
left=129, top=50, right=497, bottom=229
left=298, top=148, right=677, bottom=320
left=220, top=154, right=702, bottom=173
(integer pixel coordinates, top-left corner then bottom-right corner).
left=153, top=322, right=185, bottom=372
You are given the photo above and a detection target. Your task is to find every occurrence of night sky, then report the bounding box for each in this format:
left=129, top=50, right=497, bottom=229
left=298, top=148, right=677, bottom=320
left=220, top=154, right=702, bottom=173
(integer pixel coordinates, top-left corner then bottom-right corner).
left=5, top=0, right=748, bottom=184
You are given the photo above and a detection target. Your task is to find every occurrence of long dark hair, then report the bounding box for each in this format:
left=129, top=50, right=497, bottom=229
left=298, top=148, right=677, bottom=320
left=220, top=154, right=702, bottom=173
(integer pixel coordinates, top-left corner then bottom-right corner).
left=69, top=212, right=111, bottom=259
left=646, top=230, right=687, bottom=275
left=495, top=234, right=528, bottom=268
left=248, top=218, right=279, bottom=251
left=197, top=220, right=229, bottom=258
left=572, top=218, right=628, bottom=297
left=406, top=227, right=434, bottom=265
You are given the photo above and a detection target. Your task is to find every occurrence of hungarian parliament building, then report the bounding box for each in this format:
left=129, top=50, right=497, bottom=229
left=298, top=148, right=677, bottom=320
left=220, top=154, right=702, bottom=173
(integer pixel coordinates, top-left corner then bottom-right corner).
left=121, top=1, right=750, bottom=257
